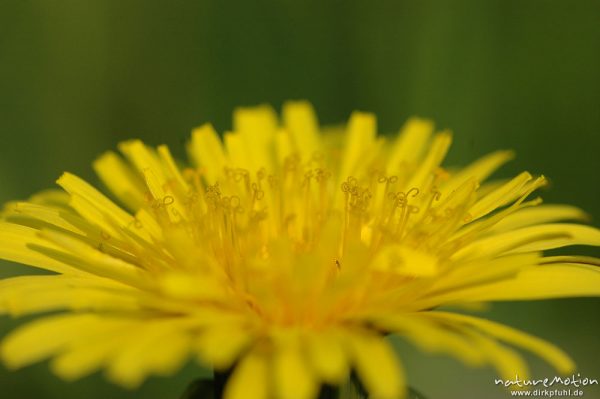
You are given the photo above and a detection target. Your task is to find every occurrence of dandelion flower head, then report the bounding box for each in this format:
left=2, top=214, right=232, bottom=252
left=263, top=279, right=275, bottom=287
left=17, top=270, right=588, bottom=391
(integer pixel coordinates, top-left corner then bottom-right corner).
left=1, top=101, right=600, bottom=399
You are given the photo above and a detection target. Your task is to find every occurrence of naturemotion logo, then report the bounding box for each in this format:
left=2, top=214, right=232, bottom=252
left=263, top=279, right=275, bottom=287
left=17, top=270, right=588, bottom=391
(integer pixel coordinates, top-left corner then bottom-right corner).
left=495, top=374, right=598, bottom=397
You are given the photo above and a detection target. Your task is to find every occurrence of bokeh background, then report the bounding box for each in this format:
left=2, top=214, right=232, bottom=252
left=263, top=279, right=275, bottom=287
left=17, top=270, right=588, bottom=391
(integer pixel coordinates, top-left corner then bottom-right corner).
left=1, top=1, right=599, bottom=398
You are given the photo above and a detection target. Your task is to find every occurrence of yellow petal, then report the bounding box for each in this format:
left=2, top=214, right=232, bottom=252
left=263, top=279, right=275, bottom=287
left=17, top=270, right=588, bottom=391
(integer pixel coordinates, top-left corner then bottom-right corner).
left=441, top=150, right=514, bottom=196
left=386, top=118, right=434, bottom=174
left=424, top=312, right=575, bottom=374
left=426, top=253, right=540, bottom=294
left=465, top=330, right=530, bottom=382
left=107, top=321, right=192, bottom=388
left=453, top=224, right=600, bottom=261
left=233, top=105, right=277, bottom=172
left=540, top=255, right=600, bottom=267
left=140, top=163, right=186, bottom=223
left=1, top=314, right=100, bottom=369
left=435, top=178, right=478, bottom=216
left=223, top=351, right=269, bottom=399
left=273, top=334, right=318, bottom=399
left=27, top=189, right=71, bottom=208
left=40, top=229, right=148, bottom=288
left=488, top=205, right=589, bottom=233
left=345, top=330, right=405, bottom=399
left=92, top=151, right=146, bottom=211
left=306, top=330, right=349, bottom=384
left=157, top=144, right=189, bottom=193
left=224, top=132, right=251, bottom=170
left=51, top=330, right=129, bottom=381
left=118, top=140, right=167, bottom=183
left=67, top=194, right=122, bottom=239
left=196, top=325, right=251, bottom=370
left=371, top=245, right=439, bottom=277
left=134, top=208, right=163, bottom=241
left=338, top=112, right=376, bottom=187
left=419, top=264, right=600, bottom=306
left=0, top=222, right=83, bottom=275
left=283, top=100, right=321, bottom=160
left=158, top=272, right=227, bottom=301
left=407, top=132, right=452, bottom=191
left=57, top=172, right=134, bottom=229
left=468, top=172, right=535, bottom=220
left=507, top=224, right=600, bottom=253
left=3, top=201, right=87, bottom=236
left=0, top=275, right=139, bottom=316
left=449, top=195, right=542, bottom=245
left=274, top=129, right=293, bottom=166
left=187, top=123, right=227, bottom=183
left=373, top=315, right=486, bottom=367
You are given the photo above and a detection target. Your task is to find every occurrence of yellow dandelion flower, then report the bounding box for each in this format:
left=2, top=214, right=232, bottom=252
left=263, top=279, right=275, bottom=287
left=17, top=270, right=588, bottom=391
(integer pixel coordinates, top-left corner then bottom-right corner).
left=1, top=101, right=600, bottom=399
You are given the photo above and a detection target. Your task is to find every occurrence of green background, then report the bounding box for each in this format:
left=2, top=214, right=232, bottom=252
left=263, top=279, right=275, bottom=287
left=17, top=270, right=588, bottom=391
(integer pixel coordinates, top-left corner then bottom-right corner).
left=0, top=1, right=599, bottom=398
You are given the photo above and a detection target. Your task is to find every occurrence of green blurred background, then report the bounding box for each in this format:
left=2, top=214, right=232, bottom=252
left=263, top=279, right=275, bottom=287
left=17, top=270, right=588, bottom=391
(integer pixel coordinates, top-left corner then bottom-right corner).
left=0, top=1, right=599, bottom=398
